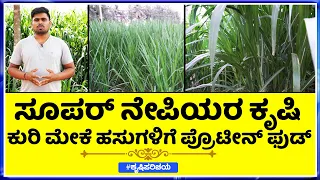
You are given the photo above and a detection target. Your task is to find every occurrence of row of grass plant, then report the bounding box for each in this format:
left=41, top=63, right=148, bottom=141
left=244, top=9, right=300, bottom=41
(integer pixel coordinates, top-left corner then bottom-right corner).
left=185, top=5, right=315, bottom=92
left=89, top=20, right=184, bottom=92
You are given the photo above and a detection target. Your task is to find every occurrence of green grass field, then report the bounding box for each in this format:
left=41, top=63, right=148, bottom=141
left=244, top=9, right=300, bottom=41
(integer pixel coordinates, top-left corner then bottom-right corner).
left=185, top=5, right=315, bottom=92
left=89, top=20, right=184, bottom=92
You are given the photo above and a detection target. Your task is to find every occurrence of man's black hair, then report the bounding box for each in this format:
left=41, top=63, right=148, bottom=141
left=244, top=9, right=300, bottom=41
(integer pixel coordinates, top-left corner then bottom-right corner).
left=31, top=7, right=50, bottom=20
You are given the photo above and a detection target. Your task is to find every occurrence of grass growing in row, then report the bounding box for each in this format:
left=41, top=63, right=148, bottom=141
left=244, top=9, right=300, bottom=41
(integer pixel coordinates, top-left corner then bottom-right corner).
left=89, top=20, right=184, bottom=92
left=185, top=5, right=315, bottom=92
left=5, top=7, right=88, bottom=92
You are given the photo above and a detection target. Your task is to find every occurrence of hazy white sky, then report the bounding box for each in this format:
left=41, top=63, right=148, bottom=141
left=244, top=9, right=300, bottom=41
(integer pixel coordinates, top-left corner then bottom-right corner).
left=4, top=3, right=184, bottom=20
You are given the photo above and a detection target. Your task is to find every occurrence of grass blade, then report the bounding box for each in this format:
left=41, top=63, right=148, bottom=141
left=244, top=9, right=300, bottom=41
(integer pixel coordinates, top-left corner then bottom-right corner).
left=259, top=67, right=285, bottom=92
left=186, top=21, right=202, bottom=35
left=185, top=52, right=210, bottom=71
left=212, top=63, right=232, bottom=92
left=292, top=53, right=300, bottom=92
left=288, top=5, right=293, bottom=47
left=304, top=17, right=316, bottom=69
left=209, top=4, right=226, bottom=92
left=271, top=5, right=280, bottom=56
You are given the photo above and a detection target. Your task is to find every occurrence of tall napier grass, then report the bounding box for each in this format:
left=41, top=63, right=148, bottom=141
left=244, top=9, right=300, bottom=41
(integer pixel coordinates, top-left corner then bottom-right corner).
left=185, top=5, right=315, bottom=92
left=5, top=7, right=88, bottom=92
left=89, top=20, right=184, bottom=92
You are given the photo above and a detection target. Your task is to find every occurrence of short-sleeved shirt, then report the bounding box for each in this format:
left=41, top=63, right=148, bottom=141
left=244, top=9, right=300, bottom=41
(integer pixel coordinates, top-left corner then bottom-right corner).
left=10, top=35, right=73, bottom=92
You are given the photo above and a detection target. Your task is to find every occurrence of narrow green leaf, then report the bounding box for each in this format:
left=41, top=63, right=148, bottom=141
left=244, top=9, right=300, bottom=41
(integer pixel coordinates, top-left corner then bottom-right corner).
left=209, top=5, right=227, bottom=92
left=292, top=53, right=300, bottom=92
left=185, top=52, right=210, bottom=71
left=271, top=5, right=280, bottom=56
left=212, top=63, right=232, bottom=92
left=259, top=67, right=285, bottom=92
left=304, top=17, right=316, bottom=69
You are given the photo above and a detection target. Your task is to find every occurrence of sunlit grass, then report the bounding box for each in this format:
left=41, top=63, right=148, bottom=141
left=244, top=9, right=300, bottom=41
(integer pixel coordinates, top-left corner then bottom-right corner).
left=89, top=20, right=184, bottom=92
left=185, top=5, right=315, bottom=92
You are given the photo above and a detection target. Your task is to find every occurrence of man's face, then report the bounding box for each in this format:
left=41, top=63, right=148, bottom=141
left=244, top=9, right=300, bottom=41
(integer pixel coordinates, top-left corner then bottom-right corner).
left=31, top=13, right=52, bottom=35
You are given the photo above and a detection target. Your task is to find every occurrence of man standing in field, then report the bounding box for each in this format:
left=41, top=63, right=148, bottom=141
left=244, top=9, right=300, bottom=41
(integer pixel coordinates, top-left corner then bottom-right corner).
left=8, top=7, right=75, bottom=92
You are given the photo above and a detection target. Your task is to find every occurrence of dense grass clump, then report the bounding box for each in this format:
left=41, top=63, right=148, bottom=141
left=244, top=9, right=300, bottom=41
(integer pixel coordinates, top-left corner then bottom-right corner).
left=185, top=5, right=315, bottom=92
left=89, top=20, right=184, bottom=92
left=5, top=7, right=88, bottom=92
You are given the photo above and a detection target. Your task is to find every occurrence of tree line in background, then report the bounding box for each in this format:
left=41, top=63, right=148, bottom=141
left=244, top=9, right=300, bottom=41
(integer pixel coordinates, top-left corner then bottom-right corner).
left=89, top=5, right=181, bottom=24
